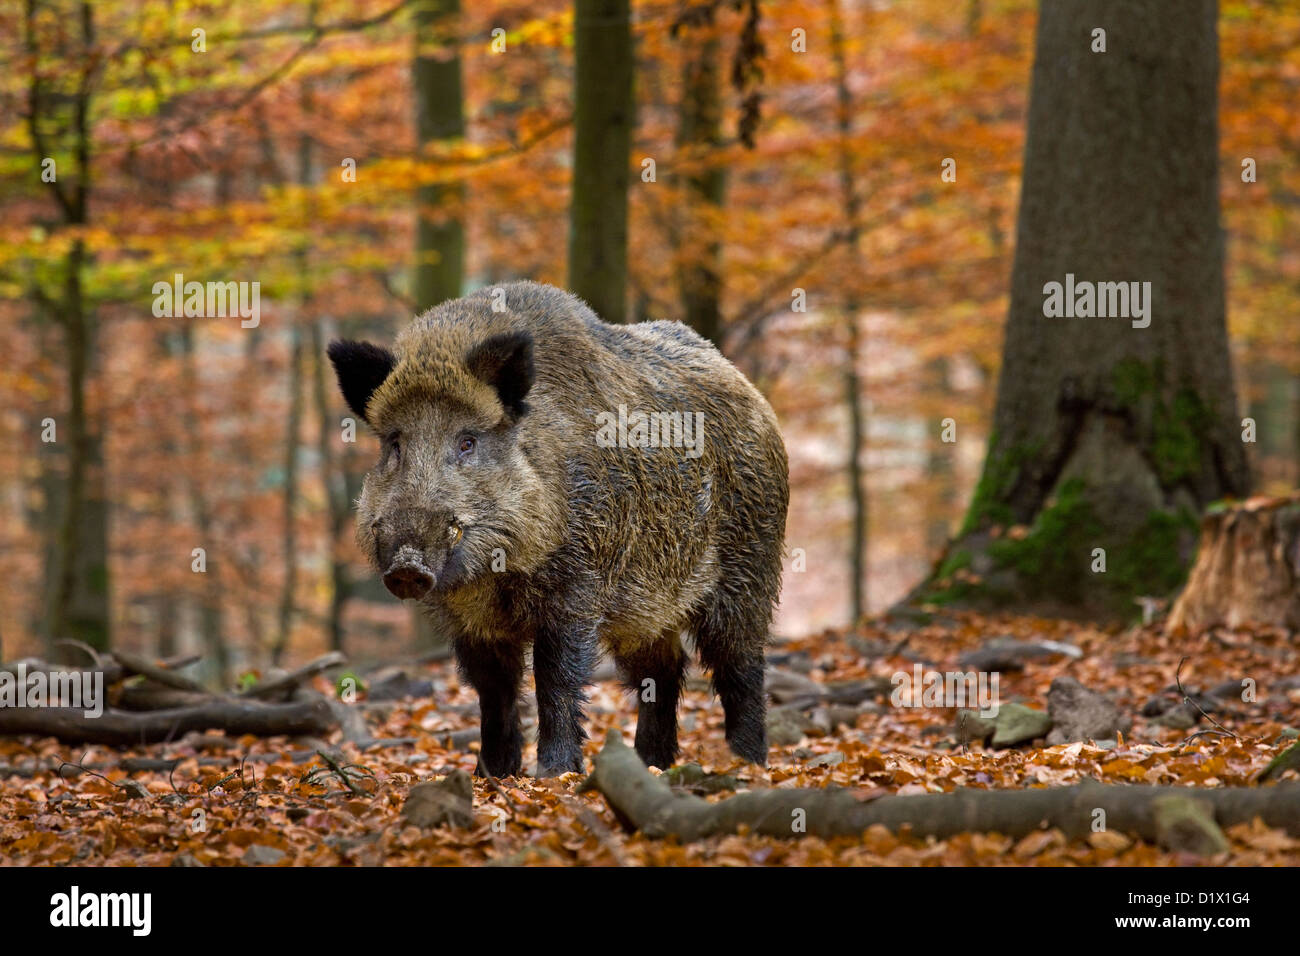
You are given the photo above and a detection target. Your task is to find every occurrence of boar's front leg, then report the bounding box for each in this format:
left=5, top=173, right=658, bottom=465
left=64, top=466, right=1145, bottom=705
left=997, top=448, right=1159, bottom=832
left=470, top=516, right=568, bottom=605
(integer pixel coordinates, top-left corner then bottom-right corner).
left=531, top=617, right=597, bottom=776
left=453, top=637, right=524, bottom=778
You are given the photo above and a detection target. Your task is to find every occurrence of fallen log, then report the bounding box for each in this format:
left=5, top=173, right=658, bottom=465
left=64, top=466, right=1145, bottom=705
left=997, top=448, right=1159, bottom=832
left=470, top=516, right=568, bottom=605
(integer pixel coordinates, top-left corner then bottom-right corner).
left=588, top=732, right=1300, bottom=843
left=0, top=697, right=337, bottom=745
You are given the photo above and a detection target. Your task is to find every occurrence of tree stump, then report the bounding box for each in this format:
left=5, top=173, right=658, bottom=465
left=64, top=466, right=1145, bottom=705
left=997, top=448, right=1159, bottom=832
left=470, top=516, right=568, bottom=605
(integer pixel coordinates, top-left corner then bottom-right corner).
left=1167, top=495, right=1300, bottom=633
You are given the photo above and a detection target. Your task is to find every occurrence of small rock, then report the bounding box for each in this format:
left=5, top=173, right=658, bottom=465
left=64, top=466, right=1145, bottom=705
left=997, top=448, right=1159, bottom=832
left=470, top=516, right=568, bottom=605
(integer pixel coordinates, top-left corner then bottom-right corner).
left=1141, top=695, right=1173, bottom=717
left=1112, top=653, right=1155, bottom=670
left=662, top=763, right=738, bottom=793
left=991, top=703, right=1053, bottom=748
left=806, top=751, right=845, bottom=768
left=1259, top=741, right=1300, bottom=782
left=954, top=709, right=997, bottom=745
left=1152, top=702, right=1200, bottom=730
left=243, top=844, right=286, bottom=866
left=1207, top=678, right=1250, bottom=702
left=169, top=853, right=205, bottom=867
left=367, top=670, right=434, bottom=702
left=768, top=650, right=815, bottom=674
left=765, top=667, right=825, bottom=707
left=1045, top=676, right=1132, bottom=745
left=1152, top=795, right=1229, bottom=857
left=955, top=649, right=1025, bottom=673
left=401, top=770, right=474, bottom=829
left=767, top=706, right=820, bottom=746
left=809, top=704, right=860, bottom=734
left=847, top=635, right=893, bottom=659
left=119, top=779, right=151, bottom=801
left=960, top=636, right=1083, bottom=672
left=824, top=677, right=894, bottom=706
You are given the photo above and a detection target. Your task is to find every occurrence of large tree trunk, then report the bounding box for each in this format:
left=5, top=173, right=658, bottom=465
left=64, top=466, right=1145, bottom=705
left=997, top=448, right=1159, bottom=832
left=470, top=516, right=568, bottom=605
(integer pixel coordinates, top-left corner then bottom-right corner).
left=411, top=0, right=466, bottom=653
left=918, top=0, right=1250, bottom=619
left=568, top=0, right=633, bottom=324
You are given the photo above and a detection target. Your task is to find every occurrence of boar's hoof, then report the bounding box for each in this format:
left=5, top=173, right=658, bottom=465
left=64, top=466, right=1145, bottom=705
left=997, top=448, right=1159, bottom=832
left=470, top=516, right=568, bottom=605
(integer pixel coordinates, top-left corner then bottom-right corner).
left=535, top=756, right=585, bottom=778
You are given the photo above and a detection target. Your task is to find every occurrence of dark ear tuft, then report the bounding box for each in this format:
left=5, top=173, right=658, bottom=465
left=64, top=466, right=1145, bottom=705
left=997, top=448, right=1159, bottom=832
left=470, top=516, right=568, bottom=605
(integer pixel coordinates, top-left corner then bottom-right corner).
left=465, top=331, right=534, bottom=419
left=327, top=339, right=397, bottom=424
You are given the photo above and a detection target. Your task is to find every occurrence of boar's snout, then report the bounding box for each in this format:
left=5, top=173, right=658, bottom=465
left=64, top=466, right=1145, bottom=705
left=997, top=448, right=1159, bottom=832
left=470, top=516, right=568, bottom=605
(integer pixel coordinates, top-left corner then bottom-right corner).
left=383, top=544, right=436, bottom=600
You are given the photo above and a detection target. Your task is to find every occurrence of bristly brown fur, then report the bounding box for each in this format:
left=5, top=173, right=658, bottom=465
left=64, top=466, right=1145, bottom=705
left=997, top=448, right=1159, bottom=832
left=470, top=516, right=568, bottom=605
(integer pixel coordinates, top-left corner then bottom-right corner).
left=329, top=281, right=789, bottom=776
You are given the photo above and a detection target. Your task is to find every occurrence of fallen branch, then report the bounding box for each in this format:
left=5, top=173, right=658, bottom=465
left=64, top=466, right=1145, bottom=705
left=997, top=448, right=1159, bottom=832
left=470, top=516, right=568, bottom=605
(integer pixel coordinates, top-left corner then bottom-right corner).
left=241, top=652, right=347, bottom=700
left=0, top=698, right=336, bottom=745
left=111, top=649, right=207, bottom=693
left=589, top=732, right=1300, bottom=843
left=116, top=685, right=213, bottom=712
left=1, top=659, right=125, bottom=686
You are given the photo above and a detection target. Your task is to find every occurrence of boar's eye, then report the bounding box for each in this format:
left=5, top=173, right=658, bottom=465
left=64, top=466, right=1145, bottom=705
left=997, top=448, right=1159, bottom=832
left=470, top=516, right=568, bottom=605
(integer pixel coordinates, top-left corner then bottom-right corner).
left=457, top=434, right=477, bottom=460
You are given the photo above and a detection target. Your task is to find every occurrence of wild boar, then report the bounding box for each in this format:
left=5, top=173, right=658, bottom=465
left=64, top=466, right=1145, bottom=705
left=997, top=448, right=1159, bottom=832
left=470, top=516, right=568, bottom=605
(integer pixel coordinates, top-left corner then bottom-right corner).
left=328, top=281, right=788, bottom=776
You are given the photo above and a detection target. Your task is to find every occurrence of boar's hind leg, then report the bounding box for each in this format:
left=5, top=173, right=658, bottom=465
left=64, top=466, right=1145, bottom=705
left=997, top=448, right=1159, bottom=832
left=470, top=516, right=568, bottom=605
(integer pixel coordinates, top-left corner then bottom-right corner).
left=454, top=638, right=524, bottom=778
left=618, top=636, right=687, bottom=769
left=532, top=619, right=597, bottom=776
left=693, top=593, right=769, bottom=766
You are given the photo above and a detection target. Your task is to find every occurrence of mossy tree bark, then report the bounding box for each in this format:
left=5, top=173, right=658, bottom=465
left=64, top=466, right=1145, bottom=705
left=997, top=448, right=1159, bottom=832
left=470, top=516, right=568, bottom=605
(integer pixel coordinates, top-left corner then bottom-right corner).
left=916, top=0, right=1250, bottom=618
left=568, top=0, right=633, bottom=324
left=411, top=0, right=466, bottom=652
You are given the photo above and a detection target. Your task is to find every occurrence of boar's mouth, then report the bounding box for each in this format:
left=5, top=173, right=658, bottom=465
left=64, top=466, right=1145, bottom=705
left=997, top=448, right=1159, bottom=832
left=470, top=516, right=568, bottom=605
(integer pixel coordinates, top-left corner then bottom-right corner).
left=382, top=545, right=439, bottom=601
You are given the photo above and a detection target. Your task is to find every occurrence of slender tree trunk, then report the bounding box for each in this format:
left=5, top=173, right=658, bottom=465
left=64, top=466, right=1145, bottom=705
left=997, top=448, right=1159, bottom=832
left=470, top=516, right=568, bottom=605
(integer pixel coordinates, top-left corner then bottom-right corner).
left=568, top=0, right=633, bottom=324
left=179, top=325, right=230, bottom=687
left=273, top=110, right=314, bottom=666
left=925, top=358, right=957, bottom=556
left=411, top=0, right=467, bottom=652
left=916, top=0, right=1250, bottom=618
left=413, top=0, right=465, bottom=311
left=34, top=2, right=111, bottom=650
left=33, top=310, right=66, bottom=656
left=830, top=0, right=869, bottom=622
left=311, top=321, right=350, bottom=653
left=274, top=325, right=303, bottom=665
left=675, top=26, right=726, bottom=345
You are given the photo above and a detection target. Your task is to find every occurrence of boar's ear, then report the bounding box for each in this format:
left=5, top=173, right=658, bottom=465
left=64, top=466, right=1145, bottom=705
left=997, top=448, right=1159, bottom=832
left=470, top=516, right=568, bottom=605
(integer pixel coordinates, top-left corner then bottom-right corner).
left=327, top=339, right=397, bottom=425
left=465, top=331, right=534, bottom=419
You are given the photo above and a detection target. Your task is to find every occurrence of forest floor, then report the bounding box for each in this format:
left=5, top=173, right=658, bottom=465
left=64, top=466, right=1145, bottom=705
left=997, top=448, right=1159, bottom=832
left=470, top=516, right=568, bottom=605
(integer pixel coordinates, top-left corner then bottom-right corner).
left=2, top=611, right=1298, bottom=866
